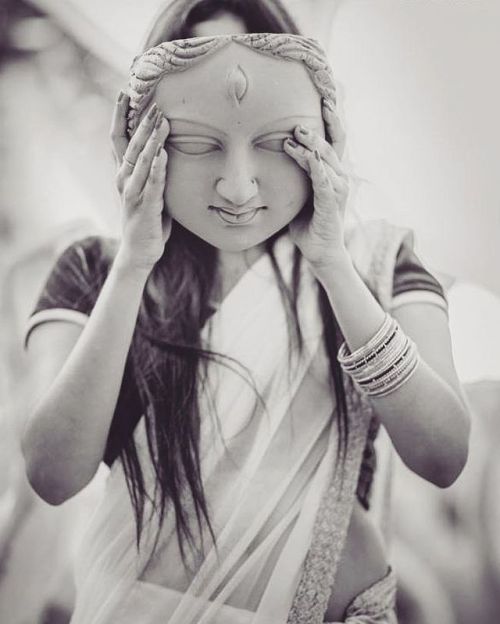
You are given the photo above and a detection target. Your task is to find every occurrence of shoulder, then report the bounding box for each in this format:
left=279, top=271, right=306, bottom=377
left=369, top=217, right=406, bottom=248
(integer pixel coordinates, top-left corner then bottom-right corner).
left=346, top=219, right=447, bottom=312
left=57, top=235, right=119, bottom=279
left=392, top=235, right=447, bottom=311
left=25, top=235, right=119, bottom=345
left=40, top=234, right=118, bottom=298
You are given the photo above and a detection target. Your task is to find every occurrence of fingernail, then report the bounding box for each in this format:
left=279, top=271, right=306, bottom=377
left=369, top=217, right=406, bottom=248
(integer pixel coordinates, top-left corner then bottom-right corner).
left=298, top=125, right=309, bottom=135
left=286, top=138, right=298, bottom=148
left=148, top=103, right=158, bottom=119
left=314, top=149, right=321, bottom=162
left=154, top=111, right=164, bottom=130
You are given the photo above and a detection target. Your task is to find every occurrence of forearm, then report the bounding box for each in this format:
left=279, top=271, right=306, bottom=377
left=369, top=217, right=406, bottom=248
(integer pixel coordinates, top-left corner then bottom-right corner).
left=23, top=251, right=150, bottom=503
left=314, top=252, right=469, bottom=487
left=368, top=359, right=469, bottom=486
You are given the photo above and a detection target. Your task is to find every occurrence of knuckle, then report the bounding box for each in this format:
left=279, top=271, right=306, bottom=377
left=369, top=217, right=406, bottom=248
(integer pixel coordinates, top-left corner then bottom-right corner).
left=126, top=136, right=138, bottom=157
left=115, top=171, right=125, bottom=190
left=127, top=151, right=136, bottom=165
left=316, top=171, right=330, bottom=187
left=123, top=185, right=136, bottom=203
left=110, top=130, right=123, bottom=143
left=304, top=134, right=316, bottom=147
left=130, top=130, right=144, bottom=147
left=329, top=155, right=340, bottom=169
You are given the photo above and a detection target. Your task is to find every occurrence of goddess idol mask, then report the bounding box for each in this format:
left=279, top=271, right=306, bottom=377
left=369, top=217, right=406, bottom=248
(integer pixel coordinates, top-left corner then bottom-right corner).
left=126, top=34, right=337, bottom=251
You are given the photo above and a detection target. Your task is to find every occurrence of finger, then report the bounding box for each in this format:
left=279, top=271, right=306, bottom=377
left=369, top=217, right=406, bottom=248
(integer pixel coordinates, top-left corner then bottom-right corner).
left=284, top=137, right=334, bottom=178
left=283, top=138, right=313, bottom=174
left=322, top=98, right=346, bottom=159
left=320, top=157, right=349, bottom=195
left=288, top=137, right=349, bottom=221
left=123, top=103, right=161, bottom=167
left=124, top=129, right=165, bottom=199
left=311, top=149, right=351, bottom=223
left=110, top=91, right=130, bottom=164
left=309, top=149, right=334, bottom=198
left=284, top=137, right=347, bottom=194
left=142, top=146, right=168, bottom=214
left=118, top=115, right=170, bottom=196
left=289, top=143, right=333, bottom=199
left=304, top=148, right=342, bottom=225
left=293, top=125, right=341, bottom=172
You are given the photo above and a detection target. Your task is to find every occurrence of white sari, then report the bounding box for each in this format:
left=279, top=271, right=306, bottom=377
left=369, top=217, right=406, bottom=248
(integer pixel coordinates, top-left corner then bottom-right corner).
left=70, top=223, right=407, bottom=624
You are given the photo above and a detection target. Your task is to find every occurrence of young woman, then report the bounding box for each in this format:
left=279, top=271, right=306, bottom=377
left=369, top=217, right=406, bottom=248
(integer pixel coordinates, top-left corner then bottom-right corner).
left=21, top=2, right=470, bottom=623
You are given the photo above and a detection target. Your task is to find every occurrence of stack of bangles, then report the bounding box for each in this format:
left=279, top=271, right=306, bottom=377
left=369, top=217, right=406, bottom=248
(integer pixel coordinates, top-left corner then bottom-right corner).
left=337, top=313, right=420, bottom=397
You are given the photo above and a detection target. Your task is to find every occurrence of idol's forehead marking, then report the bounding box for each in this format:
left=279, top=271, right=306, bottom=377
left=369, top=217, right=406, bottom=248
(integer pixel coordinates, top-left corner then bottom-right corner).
left=226, top=64, right=249, bottom=106
left=127, top=34, right=337, bottom=138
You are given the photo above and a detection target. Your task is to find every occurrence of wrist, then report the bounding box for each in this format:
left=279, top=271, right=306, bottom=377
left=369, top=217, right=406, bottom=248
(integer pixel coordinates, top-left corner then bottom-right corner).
left=308, top=248, right=353, bottom=283
left=113, top=247, right=154, bottom=284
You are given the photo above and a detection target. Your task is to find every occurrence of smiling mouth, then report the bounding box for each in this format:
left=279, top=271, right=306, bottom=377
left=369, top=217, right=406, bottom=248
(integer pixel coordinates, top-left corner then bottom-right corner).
left=208, top=206, right=265, bottom=225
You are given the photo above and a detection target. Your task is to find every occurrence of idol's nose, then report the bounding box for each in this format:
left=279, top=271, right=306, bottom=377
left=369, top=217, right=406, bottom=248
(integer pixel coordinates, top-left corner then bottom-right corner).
left=215, top=153, right=258, bottom=208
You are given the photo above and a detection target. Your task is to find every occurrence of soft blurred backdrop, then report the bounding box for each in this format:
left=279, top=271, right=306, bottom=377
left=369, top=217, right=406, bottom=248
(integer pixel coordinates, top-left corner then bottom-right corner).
left=0, top=1, right=499, bottom=623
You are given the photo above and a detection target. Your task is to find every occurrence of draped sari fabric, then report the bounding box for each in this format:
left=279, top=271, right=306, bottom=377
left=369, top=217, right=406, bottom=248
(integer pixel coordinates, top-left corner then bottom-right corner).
left=70, top=223, right=406, bottom=624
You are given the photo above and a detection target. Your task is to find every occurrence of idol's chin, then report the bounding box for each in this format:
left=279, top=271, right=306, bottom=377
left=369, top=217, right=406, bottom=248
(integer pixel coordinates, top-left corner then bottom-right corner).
left=170, top=215, right=295, bottom=254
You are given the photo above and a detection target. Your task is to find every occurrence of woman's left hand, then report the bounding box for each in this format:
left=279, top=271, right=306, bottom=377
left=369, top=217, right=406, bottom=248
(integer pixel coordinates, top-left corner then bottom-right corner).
left=284, top=99, right=349, bottom=272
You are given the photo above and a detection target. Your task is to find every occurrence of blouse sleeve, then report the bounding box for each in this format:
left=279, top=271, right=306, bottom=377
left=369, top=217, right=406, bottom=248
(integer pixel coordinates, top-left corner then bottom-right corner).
left=391, top=238, right=448, bottom=313
left=24, top=236, right=116, bottom=347
left=357, top=235, right=449, bottom=509
left=23, top=236, right=140, bottom=467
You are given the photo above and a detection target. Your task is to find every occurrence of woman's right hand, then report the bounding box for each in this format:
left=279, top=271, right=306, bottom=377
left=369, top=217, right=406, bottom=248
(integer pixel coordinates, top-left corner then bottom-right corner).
left=110, top=91, right=172, bottom=272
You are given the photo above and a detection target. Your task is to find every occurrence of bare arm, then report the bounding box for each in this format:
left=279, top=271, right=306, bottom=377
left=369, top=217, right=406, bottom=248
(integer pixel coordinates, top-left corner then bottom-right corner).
left=23, top=258, right=150, bottom=503
left=285, top=105, right=470, bottom=488
left=316, top=253, right=470, bottom=488
left=21, top=93, right=171, bottom=504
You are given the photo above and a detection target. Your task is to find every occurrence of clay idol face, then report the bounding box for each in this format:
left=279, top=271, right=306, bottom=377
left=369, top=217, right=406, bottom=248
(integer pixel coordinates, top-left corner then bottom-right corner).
left=128, top=35, right=335, bottom=252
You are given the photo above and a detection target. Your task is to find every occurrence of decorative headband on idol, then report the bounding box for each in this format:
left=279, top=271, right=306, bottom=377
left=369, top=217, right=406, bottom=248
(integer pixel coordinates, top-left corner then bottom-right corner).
left=126, top=33, right=337, bottom=138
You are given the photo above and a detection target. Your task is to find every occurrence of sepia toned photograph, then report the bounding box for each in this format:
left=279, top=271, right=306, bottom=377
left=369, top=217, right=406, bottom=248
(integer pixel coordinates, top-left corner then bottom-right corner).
left=0, top=1, right=499, bottom=623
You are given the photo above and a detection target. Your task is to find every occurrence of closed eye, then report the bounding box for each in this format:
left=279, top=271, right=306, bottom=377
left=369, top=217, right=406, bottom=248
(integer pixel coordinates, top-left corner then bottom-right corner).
left=168, top=137, right=220, bottom=155
left=255, top=133, right=294, bottom=153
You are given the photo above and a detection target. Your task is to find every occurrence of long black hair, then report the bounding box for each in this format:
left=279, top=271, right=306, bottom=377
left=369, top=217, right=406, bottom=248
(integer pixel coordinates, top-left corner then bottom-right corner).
left=142, top=0, right=300, bottom=50
left=121, top=0, right=350, bottom=564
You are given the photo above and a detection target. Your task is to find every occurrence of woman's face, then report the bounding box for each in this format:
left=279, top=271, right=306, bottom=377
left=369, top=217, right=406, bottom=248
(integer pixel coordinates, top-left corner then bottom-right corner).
left=155, top=42, right=324, bottom=252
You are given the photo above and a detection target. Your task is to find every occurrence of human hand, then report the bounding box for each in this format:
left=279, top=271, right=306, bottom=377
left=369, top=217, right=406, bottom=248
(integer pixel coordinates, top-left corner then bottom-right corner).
left=110, top=91, right=171, bottom=272
left=284, top=98, right=349, bottom=272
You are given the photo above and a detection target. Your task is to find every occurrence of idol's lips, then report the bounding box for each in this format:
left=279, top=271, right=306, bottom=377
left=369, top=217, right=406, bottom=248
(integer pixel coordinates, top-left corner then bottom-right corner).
left=208, top=205, right=266, bottom=225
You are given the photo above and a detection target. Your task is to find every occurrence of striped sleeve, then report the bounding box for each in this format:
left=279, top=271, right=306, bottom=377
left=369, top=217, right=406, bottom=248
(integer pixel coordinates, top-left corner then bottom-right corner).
left=391, top=239, right=448, bottom=313
left=24, top=236, right=117, bottom=346
left=24, top=235, right=142, bottom=467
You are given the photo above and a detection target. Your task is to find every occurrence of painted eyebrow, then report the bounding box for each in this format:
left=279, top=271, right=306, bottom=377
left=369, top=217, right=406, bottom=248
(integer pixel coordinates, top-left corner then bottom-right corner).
left=256, top=115, right=320, bottom=134
left=167, top=118, right=227, bottom=137
left=167, top=115, right=320, bottom=136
